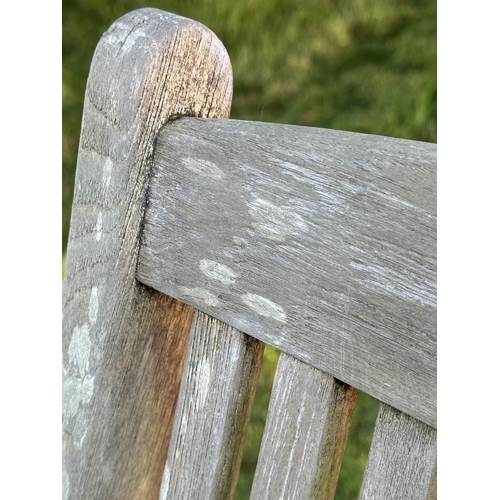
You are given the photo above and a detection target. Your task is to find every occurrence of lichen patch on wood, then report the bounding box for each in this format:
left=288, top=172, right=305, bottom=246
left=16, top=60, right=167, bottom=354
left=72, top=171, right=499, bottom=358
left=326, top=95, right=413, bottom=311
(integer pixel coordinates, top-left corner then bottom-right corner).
left=248, top=197, right=307, bottom=241
left=199, top=259, right=238, bottom=284
left=242, top=293, right=287, bottom=323
left=179, top=286, right=221, bottom=307
left=182, top=157, right=225, bottom=179
left=68, top=324, right=91, bottom=377
left=232, top=236, right=248, bottom=246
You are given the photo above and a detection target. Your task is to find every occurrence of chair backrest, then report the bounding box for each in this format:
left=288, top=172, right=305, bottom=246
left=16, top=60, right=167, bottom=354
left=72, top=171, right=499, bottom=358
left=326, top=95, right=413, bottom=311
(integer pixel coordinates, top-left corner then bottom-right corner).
left=62, top=8, right=436, bottom=500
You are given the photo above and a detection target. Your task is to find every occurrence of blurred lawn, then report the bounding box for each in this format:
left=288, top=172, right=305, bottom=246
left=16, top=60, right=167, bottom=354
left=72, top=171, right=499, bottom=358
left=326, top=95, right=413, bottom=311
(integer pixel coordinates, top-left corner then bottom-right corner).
left=63, top=1, right=435, bottom=498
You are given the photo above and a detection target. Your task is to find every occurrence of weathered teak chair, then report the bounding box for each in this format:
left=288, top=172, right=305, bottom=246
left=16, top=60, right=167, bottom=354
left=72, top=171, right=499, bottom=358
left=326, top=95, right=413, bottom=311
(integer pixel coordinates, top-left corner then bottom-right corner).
left=62, top=8, right=436, bottom=500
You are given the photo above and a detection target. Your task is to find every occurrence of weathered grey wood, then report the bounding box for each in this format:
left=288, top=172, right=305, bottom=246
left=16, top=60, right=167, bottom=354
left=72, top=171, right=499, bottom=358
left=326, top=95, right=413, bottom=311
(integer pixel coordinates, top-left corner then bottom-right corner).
left=249, top=353, right=357, bottom=500
left=359, top=403, right=437, bottom=500
left=159, top=311, right=264, bottom=500
left=137, top=117, right=437, bottom=428
left=62, top=10, right=232, bottom=500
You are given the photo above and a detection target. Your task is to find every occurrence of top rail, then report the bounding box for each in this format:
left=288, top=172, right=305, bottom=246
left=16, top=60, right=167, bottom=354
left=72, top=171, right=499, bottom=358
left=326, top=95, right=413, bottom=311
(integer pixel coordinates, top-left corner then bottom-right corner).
left=137, top=117, right=436, bottom=428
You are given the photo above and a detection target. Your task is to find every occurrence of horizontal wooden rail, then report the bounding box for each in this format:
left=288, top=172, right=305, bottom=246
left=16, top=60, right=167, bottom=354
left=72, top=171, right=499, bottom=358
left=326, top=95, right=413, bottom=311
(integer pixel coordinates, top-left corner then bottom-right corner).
left=137, top=117, right=436, bottom=428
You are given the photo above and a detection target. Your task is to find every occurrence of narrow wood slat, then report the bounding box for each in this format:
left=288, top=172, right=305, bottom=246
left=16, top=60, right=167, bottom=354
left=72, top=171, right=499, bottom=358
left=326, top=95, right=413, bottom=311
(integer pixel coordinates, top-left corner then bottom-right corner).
left=159, top=311, right=264, bottom=500
left=62, top=10, right=233, bottom=500
left=359, top=403, right=437, bottom=500
left=249, top=353, right=357, bottom=500
left=137, top=117, right=437, bottom=428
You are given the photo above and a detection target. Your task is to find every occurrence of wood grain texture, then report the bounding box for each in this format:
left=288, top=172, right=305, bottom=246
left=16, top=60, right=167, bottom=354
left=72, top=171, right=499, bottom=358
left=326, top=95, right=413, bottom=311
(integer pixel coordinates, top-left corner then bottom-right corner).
left=359, top=403, right=437, bottom=500
left=62, top=10, right=233, bottom=500
left=137, top=117, right=437, bottom=428
left=250, top=354, right=357, bottom=500
left=159, top=311, right=264, bottom=500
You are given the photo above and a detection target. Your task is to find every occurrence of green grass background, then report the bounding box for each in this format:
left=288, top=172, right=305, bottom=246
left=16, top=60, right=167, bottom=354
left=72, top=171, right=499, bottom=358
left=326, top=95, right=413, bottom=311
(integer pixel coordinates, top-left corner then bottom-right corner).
left=63, top=1, right=436, bottom=497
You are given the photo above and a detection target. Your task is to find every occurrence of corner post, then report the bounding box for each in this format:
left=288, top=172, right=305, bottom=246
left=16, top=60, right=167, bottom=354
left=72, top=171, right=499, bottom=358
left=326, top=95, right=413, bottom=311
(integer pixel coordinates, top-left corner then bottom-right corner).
left=62, top=9, right=232, bottom=499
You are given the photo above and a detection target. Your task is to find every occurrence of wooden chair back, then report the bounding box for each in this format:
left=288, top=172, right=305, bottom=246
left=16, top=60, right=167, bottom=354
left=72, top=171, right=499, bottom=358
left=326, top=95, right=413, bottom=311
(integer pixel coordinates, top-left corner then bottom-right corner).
left=62, top=8, right=436, bottom=500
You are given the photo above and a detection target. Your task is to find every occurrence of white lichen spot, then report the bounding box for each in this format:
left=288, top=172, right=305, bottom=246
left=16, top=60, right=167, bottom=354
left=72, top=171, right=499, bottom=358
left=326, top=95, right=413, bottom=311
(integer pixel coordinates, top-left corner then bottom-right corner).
left=199, top=259, right=238, bottom=285
left=89, top=287, right=99, bottom=324
left=248, top=198, right=307, bottom=241
left=73, top=412, right=88, bottom=447
left=194, top=358, right=211, bottom=411
left=68, top=324, right=91, bottom=377
left=62, top=372, right=94, bottom=445
left=179, top=287, right=220, bottom=307
left=81, top=376, right=95, bottom=404
left=102, top=158, right=113, bottom=188
left=183, top=157, right=225, bottom=179
left=95, top=212, right=103, bottom=241
left=62, top=375, right=82, bottom=423
left=241, top=293, right=287, bottom=322
left=232, top=236, right=248, bottom=246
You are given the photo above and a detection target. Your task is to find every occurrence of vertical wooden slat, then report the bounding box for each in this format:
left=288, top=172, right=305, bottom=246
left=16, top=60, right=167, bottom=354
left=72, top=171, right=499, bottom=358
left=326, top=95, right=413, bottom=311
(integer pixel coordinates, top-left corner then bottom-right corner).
left=61, top=8, right=233, bottom=500
left=359, top=403, right=437, bottom=500
left=249, top=353, right=358, bottom=500
left=160, top=311, right=265, bottom=500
